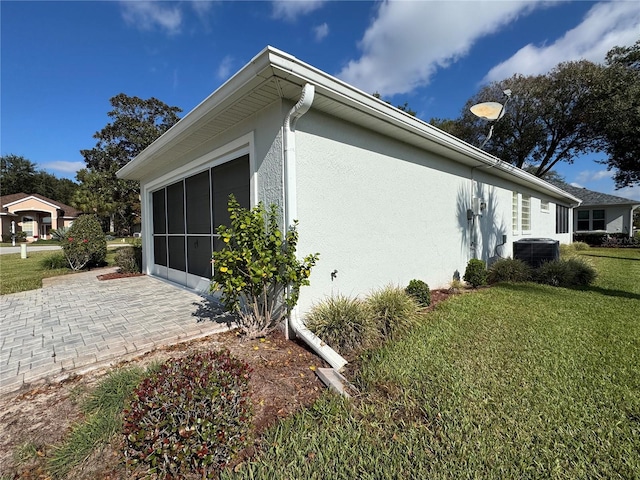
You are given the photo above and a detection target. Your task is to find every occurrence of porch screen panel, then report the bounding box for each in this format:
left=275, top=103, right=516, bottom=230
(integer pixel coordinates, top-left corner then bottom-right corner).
left=153, top=236, right=167, bottom=266
left=167, top=181, right=185, bottom=234
left=152, top=190, right=166, bottom=234
left=187, top=236, right=213, bottom=278
left=212, top=155, right=250, bottom=251
left=186, top=171, right=211, bottom=234
left=168, top=236, right=186, bottom=271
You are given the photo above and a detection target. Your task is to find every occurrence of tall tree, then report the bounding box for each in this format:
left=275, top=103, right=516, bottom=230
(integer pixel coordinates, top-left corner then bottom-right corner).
left=1, top=154, right=37, bottom=194
left=1, top=154, right=79, bottom=203
left=79, top=94, right=181, bottom=234
left=432, top=60, right=606, bottom=178
left=595, top=40, right=640, bottom=188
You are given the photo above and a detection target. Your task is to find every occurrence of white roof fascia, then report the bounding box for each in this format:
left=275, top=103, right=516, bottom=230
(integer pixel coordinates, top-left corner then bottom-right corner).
left=4, top=196, right=62, bottom=210
left=118, top=46, right=581, bottom=206
left=265, top=48, right=581, bottom=205
left=117, top=46, right=277, bottom=180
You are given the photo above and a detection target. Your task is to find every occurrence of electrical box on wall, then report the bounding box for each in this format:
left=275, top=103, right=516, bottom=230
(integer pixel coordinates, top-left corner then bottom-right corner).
left=472, top=197, right=487, bottom=216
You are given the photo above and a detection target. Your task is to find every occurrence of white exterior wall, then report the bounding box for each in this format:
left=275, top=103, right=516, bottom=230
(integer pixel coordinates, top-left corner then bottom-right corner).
left=574, top=205, right=634, bottom=236
left=293, top=111, right=571, bottom=313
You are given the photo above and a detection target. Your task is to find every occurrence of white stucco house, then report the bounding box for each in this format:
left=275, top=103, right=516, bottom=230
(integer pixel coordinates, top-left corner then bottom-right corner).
left=549, top=181, right=639, bottom=239
left=117, top=46, right=581, bottom=316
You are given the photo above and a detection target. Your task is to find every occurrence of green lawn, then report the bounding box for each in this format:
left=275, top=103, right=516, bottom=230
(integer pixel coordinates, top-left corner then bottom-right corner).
left=0, top=251, right=72, bottom=295
left=0, top=250, right=119, bottom=295
left=226, top=248, right=640, bottom=479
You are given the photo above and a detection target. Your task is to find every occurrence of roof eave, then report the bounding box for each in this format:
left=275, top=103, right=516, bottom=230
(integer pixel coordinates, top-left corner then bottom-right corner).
left=117, top=46, right=582, bottom=205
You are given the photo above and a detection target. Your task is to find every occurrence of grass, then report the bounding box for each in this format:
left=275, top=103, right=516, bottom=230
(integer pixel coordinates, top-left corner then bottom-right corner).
left=225, top=248, right=640, bottom=479
left=0, top=249, right=119, bottom=295
left=0, top=251, right=73, bottom=295
left=47, top=367, right=147, bottom=479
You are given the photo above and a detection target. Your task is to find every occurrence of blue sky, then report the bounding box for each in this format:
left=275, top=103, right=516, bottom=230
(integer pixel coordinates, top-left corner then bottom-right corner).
left=2, top=0, right=639, bottom=200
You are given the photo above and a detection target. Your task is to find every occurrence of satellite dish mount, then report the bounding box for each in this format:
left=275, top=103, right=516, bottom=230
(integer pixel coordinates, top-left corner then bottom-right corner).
left=470, top=89, right=512, bottom=149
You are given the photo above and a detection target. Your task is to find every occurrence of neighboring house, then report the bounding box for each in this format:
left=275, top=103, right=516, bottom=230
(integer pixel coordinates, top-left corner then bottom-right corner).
left=0, top=193, right=81, bottom=242
left=117, top=46, right=581, bottom=314
left=549, top=181, right=640, bottom=238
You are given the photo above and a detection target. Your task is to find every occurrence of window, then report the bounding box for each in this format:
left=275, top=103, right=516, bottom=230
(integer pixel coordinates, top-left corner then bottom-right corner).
left=592, top=209, right=605, bottom=230
left=556, top=205, right=569, bottom=234
left=577, top=210, right=590, bottom=231
left=577, top=209, right=605, bottom=231
left=512, top=191, right=519, bottom=234
left=22, top=216, right=34, bottom=236
left=521, top=195, right=531, bottom=232
left=541, top=200, right=549, bottom=213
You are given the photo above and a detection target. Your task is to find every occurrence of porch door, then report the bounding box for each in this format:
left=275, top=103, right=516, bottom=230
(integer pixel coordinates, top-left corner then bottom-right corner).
left=151, top=155, right=250, bottom=291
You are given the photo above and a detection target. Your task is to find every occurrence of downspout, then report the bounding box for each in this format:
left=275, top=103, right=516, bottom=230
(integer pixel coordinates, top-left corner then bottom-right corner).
left=283, top=83, right=348, bottom=373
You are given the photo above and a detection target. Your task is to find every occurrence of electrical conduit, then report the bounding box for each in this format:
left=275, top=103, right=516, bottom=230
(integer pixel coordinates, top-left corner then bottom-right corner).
left=283, top=83, right=348, bottom=372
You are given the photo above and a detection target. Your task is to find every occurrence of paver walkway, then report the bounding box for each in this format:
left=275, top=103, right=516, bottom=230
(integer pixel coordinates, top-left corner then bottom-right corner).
left=0, top=268, right=232, bottom=396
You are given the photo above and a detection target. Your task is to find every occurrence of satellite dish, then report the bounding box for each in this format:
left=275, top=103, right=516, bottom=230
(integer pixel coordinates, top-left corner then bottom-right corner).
left=470, top=101, right=505, bottom=121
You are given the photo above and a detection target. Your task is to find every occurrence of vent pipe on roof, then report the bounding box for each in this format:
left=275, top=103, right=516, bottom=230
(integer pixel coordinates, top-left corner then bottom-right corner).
left=282, top=83, right=348, bottom=373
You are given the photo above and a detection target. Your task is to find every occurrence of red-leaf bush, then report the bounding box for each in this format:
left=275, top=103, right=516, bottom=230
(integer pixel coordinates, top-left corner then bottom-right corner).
left=123, top=350, right=252, bottom=478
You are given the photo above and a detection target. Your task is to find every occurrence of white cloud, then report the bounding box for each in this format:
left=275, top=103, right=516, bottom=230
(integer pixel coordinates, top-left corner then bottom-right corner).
left=120, top=1, right=183, bottom=35
left=217, top=55, right=234, bottom=81
left=338, top=0, right=540, bottom=97
left=485, top=1, right=640, bottom=82
left=41, top=161, right=85, bottom=174
left=314, top=22, right=329, bottom=42
left=272, top=0, right=325, bottom=22
left=190, top=0, right=215, bottom=19
left=614, top=185, right=640, bottom=202
left=576, top=169, right=614, bottom=184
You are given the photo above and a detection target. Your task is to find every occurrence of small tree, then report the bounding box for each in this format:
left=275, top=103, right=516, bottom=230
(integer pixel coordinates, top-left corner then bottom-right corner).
left=211, top=196, right=319, bottom=339
left=61, top=215, right=107, bottom=270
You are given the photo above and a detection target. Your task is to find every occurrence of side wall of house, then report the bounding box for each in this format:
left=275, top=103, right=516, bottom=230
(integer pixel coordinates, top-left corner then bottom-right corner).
left=293, top=110, right=572, bottom=313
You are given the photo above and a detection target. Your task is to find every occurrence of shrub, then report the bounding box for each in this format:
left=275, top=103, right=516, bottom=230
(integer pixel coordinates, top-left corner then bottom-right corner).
left=2, top=231, right=27, bottom=243
left=573, top=233, right=607, bottom=246
left=123, top=350, right=252, bottom=479
left=50, top=227, right=70, bottom=241
left=405, top=279, right=431, bottom=307
left=564, top=257, right=597, bottom=286
left=463, top=258, right=488, bottom=288
left=212, top=196, right=319, bottom=339
left=367, top=285, right=420, bottom=340
left=305, top=295, right=377, bottom=358
left=114, top=245, right=142, bottom=274
left=487, top=258, right=532, bottom=284
left=61, top=215, right=107, bottom=270
left=39, top=252, right=68, bottom=270
left=535, top=258, right=597, bottom=288
left=573, top=241, right=590, bottom=251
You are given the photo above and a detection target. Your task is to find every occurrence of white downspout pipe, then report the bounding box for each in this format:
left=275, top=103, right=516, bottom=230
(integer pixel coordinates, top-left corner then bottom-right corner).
left=283, top=83, right=348, bottom=372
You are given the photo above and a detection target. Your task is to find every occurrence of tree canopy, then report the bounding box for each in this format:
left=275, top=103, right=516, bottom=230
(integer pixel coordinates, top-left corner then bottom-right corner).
left=75, top=94, right=182, bottom=234
left=431, top=41, right=640, bottom=188
left=596, top=40, right=640, bottom=188
left=0, top=154, right=78, bottom=204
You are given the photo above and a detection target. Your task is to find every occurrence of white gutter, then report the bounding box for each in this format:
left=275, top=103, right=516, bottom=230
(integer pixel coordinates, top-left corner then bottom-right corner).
left=282, top=83, right=348, bottom=373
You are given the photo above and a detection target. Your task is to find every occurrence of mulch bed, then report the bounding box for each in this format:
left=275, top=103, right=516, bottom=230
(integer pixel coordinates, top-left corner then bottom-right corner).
left=97, top=271, right=145, bottom=281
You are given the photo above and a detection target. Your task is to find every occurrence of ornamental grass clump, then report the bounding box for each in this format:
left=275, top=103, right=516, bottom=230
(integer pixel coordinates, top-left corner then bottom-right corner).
left=123, top=350, right=252, bottom=479
left=305, top=295, right=377, bottom=358
left=535, top=257, right=597, bottom=288
left=367, top=285, right=420, bottom=340
left=61, top=215, right=106, bottom=270
left=487, top=258, right=532, bottom=284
